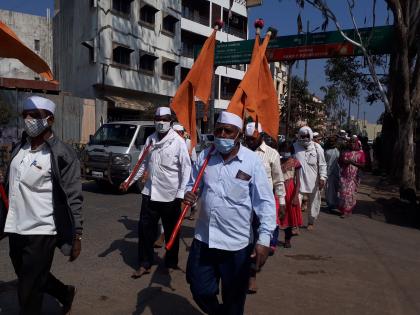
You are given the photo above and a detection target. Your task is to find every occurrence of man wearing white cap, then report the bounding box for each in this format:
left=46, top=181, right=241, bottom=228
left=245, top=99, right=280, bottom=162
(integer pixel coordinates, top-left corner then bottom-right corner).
left=294, top=126, right=327, bottom=230
left=244, top=122, right=286, bottom=293
left=184, top=111, right=276, bottom=315
left=0, top=96, right=83, bottom=314
left=120, top=106, right=191, bottom=278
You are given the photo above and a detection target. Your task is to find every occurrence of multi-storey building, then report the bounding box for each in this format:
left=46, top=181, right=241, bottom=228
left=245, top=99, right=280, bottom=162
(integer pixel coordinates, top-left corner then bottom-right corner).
left=180, top=0, right=248, bottom=115
left=0, top=9, right=53, bottom=81
left=53, top=0, right=183, bottom=121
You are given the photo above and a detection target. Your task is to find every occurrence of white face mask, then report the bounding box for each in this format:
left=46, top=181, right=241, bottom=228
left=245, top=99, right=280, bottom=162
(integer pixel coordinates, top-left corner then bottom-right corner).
left=298, top=138, right=311, bottom=148
left=155, top=121, right=171, bottom=133
left=24, top=117, right=50, bottom=137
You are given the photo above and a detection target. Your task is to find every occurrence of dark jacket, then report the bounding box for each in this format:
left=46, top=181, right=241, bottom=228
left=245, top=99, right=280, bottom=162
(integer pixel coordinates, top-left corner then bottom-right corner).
left=0, top=134, right=83, bottom=256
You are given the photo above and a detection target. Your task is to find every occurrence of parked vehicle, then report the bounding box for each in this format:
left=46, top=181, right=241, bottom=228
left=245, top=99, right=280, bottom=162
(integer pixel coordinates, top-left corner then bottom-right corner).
left=81, top=121, right=155, bottom=190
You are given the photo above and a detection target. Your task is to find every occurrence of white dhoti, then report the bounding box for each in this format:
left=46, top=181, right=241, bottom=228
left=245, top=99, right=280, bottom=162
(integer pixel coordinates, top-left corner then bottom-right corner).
left=299, top=188, right=321, bottom=225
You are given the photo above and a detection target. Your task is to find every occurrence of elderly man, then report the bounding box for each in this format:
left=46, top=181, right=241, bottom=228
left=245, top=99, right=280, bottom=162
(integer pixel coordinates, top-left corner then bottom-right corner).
left=0, top=96, right=83, bottom=315
left=294, top=126, right=327, bottom=230
left=244, top=122, right=285, bottom=293
left=120, top=107, right=191, bottom=278
left=184, top=112, right=276, bottom=315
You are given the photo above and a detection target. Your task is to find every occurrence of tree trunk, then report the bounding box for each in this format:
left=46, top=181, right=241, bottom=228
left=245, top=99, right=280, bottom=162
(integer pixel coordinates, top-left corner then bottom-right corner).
left=385, top=0, right=418, bottom=191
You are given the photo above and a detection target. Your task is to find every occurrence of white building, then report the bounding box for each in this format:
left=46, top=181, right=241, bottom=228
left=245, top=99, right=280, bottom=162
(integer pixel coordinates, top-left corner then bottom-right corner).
left=180, top=0, right=248, bottom=115
left=53, top=0, right=182, bottom=121
left=0, top=9, right=53, bottom=81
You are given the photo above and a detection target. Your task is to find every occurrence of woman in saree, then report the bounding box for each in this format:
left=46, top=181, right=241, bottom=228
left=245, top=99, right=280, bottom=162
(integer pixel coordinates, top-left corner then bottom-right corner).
left=338, top=138, right=366, bottom=218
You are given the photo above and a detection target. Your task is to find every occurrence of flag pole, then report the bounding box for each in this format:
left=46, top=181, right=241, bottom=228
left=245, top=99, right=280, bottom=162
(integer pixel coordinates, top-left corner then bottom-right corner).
left=122, top=143, right=152, bottom=190
left=166, top=146, right=215, bottom=251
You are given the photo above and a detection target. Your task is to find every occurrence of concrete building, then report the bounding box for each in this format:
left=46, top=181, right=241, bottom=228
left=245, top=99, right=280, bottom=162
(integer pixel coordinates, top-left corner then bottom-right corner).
left=53, top=0, right=183, bottom=121
left=180, top=0, right=248, bottom=115
left=0, top=9, right=53, bottom=81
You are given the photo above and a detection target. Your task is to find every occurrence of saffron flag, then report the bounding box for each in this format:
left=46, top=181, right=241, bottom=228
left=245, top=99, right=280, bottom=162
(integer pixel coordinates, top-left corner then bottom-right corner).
left=227, top=31, right=279, bottom=141
left=171, top=29, right=217, bottom=149
left=0, top=21, right=54, bottom=81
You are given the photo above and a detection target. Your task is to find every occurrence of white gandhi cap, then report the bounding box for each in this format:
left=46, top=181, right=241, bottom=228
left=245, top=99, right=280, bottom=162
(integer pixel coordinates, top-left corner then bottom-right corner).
left=217, top=111, right=243, bottom=129
left=245, top=122, right=262, bottom=136
left=23, top=96, right=56, bottom=114
left=155, top=107, right=171, bottom=116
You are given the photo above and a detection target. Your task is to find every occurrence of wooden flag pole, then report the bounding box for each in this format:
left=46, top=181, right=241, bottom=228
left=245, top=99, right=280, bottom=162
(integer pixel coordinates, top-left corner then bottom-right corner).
left=122, top=144, right=152, bottom=190
left=166, top=146, right=215, bottom=251
left=0, top=183, right=8, bottom=209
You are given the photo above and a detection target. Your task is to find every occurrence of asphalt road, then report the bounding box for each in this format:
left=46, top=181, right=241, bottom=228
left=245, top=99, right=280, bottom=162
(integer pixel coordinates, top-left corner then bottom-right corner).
left=1, top=178, right=420, bottom=315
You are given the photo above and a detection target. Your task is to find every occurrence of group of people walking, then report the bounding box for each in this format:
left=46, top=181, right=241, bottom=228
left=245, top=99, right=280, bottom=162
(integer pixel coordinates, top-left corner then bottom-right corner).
left=0, top=95, right=366, bottom=315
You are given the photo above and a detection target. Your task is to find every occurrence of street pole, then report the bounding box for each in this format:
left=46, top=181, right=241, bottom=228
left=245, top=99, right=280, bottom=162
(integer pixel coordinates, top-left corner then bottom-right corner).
left=347, top=99, right=351, bottom=131
left=304, top=20, right=309, bottom=83
left=356, top=98, right=360, bottom=133
left=285, top=61, right=294, bottom=140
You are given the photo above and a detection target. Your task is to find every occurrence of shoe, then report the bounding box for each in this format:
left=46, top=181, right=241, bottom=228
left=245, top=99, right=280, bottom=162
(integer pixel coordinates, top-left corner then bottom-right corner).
left=153, top=233, right=165, bottom=248
left=61, top=285, right=76, bottom=315
left=284, top=241, right=291, bottom=248
left=131, top=267, right=151, bottom=279
left=247, top=276, right=257, bottom=294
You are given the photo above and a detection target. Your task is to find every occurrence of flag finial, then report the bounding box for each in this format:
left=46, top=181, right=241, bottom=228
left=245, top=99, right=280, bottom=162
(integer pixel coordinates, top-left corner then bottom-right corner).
left=213, top=19, right=224, bottom=30
left=254, top=18, right=264, bottom=35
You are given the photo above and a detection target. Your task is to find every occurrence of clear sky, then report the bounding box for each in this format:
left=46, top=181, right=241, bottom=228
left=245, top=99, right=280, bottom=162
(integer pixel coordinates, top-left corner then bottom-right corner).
left=0, top=0, right=390, bottom=123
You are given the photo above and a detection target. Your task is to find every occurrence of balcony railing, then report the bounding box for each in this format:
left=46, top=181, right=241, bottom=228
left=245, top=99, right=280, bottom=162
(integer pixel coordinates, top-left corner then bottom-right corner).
left=181, top=46, right=194, bottom=58
left=182, top=8, right=210, bottom=27
left=225, top=26, right=247, bottom=39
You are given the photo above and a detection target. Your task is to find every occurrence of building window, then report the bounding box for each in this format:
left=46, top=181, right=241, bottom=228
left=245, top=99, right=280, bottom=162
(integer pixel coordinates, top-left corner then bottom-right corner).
left=112, top=0, right=131, bottom=17
left=139, top=4, right=158, bottom=28
left=139, top=52, right=157, bottom=75
left=162, top=59, right=178, bottom=80
left=34, top=39, right=40, bottom=51
left=162, top=14, right=178, bottom=36
left=112, top=44, right=133, bottom=67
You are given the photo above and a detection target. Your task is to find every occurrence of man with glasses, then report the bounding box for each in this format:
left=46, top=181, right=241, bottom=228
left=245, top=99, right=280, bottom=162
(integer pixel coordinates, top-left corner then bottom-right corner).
left=294, top=126, right=327, bottom=230
left=120, top=107, right=191, bottom=278
left=1, top=96, right=83, bottom=315
left=184, top=111, right=276, bottom=315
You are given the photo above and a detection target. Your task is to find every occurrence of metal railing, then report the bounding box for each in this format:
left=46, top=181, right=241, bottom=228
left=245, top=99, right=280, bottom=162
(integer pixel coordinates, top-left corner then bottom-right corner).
left=182, top=8, right=210, bottom=27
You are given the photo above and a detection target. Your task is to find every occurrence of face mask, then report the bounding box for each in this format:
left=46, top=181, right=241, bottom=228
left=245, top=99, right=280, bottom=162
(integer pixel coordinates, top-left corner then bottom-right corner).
left=214, top=137, right=237, bottom=154
left=282, top=152, right=291, bottom=158
left=298, top=138, right=311, bottom=147
left=155, top=121, right=171, bottom=133
left=24, top=117, right=50, bottom=137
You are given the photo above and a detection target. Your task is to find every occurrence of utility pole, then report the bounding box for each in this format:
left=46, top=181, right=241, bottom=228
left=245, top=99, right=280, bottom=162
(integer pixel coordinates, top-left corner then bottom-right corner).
left=356, top=98, right=360, bottom=133
left=347, top=99, right=351, bottom=131
left=304, top=20, right=309, bottom=83
left=285, top=61, right=294, bottom=139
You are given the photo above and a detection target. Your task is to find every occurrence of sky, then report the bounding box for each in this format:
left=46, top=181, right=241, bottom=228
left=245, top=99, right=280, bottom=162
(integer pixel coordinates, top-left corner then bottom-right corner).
left=0, top=0, right=391, bottom=123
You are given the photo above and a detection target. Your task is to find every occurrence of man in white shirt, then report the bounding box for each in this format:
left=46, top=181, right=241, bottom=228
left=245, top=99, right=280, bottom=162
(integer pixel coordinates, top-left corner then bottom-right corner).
left=294, top=126, right=327, bottom=230
left=0, top=96, right=83, bottom=315
left=120, top=107, right=191, bottom=278
left=244, top=122, right=286, bottom=293
left=184, top=112, right=276, bottom=315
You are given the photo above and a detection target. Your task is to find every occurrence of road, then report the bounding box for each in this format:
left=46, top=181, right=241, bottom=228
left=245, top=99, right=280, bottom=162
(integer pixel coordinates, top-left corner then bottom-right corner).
left=1, top=177, right=420, bottom=315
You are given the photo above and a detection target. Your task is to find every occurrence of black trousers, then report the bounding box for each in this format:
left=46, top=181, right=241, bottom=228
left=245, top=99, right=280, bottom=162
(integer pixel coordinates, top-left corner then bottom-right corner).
left=186, top=239, right=252, bottom=315
left=138, top=194, right=181, bottom=269
left=8, top=234, right=68, bottom=315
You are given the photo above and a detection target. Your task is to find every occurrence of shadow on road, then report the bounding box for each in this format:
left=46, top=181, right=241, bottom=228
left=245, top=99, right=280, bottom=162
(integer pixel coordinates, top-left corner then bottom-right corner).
left=98, top=216, right=139, bottom=269
left=132, top=286, right=202, bottom=315
left=0, top=280, right=62, bottom=315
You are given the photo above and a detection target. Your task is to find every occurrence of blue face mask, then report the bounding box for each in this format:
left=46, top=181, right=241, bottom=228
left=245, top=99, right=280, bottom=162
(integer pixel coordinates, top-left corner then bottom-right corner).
left=214, top=137, right=237, bottom=154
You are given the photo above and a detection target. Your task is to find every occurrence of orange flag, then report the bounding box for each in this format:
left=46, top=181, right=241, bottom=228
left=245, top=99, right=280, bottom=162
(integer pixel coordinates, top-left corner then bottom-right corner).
left=171, top=28, right=217, bottom=149
left=227, top=31, right=279, bottom=141
left=0, top=21, right=54, bottom=81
